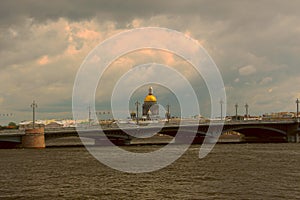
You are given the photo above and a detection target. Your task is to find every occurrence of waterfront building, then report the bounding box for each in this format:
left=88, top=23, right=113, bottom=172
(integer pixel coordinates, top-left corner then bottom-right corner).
left=142, top=87, right=159, bottom=119
left=45, top=121, right=64, bottom=129
left=130, top=111, right=136, bottom=120
left=19, top=121, right=44, bottom=130
left=262, top=112, right=296, bottom=120
left=229, top=115, right=245, bottom=121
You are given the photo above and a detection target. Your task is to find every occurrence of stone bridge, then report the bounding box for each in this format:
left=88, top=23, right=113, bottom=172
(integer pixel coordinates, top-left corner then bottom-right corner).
left=0, top=120, right=299, bottom=148
left=160, top=121, right=300, bottom=143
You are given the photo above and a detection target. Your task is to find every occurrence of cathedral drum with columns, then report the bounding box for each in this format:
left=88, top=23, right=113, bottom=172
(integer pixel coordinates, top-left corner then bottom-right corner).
left=142, top=87, right=159, bottom=118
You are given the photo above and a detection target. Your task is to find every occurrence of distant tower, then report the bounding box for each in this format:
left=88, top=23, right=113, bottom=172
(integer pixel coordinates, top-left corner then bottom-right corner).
left=142, top=87, right=159, bottom=119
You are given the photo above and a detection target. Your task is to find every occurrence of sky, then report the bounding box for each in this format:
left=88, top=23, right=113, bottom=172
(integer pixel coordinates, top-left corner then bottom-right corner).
left=0, top=0, right=300, bottom=124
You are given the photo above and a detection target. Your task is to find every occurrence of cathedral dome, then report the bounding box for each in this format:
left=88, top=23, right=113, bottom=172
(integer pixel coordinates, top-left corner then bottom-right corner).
left=142, top=86, right=159, bottom=117
left=144, top=95, right=157, bottom=102
left=144, top=86, right=157, bottom=102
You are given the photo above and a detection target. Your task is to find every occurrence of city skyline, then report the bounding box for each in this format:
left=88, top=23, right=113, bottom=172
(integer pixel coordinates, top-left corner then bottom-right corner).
left=1, top=1, right=300, bottom=124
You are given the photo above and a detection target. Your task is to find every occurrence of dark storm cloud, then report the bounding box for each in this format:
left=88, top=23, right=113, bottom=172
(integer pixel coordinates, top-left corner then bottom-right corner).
left=0, top=0, right=166, bottom=26
left=1, top=0, right=299, bottom=26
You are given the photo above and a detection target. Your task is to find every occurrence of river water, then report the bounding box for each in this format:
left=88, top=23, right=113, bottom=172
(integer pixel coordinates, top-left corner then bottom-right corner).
left=0, top=143, right=299, bottom=199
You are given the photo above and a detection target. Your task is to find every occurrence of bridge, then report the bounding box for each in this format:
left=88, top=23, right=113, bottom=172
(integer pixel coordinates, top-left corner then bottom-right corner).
left=0, top=120, right=299, bottom=148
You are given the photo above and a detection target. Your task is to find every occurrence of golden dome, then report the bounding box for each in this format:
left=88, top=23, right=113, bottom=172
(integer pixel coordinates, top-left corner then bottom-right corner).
left=144, top=95, right=157, bottom=102
left=144, top=86, right=157, bottom=102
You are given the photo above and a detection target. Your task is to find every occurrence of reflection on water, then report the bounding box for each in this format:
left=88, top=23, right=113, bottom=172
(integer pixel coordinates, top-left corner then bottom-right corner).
left=0, top=143, right=299, bottom=199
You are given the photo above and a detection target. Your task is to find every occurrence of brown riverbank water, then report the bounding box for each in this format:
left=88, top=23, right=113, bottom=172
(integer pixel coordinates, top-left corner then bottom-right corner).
left=0, top=144, right=299, bottom=199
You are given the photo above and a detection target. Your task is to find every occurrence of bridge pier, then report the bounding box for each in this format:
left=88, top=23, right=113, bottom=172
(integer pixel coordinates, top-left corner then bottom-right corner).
left=296, top=133, right=299, bottom=143
left=22, top=128, right=45, bottom=148
left=287, top=134, right=300, bottom=143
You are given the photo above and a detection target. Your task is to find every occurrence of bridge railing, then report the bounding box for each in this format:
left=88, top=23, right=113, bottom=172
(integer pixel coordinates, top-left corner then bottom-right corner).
left=0, top=129, right=25, bottom=136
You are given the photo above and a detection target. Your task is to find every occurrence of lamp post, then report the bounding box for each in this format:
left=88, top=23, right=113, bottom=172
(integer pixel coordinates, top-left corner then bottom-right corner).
left=135, top=100, right=140, bottom=125
left=166, top=104, right=170, bottom=123
left=296, top=98, right=299, bottom=122
left=245, top=103, right=249, bottom=120
left=31, top=100, right=37, bottom=129
left=220, top=99, right=224, bottom=120
left=88, top=105, right=91, bottom=126
left=235, top=103, right=238, bottom=120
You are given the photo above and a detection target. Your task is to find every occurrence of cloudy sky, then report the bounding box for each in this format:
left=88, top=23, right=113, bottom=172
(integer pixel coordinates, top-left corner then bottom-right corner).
left=0, top=0, right=300, bottom=124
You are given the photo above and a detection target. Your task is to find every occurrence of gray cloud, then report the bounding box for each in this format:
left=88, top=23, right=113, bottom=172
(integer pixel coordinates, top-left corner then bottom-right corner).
left=239, top=65, right=257, bottom=76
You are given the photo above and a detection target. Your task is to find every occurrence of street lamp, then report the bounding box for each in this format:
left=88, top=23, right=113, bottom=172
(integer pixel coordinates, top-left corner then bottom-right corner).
left=166, top=104, right=170, bottom=123
left=135, top=100, right=140, bottom=125
left=296, top=98, right=299, bottom=122
left=220, top=99, right=224, bottom=120
left=245, top=103, right=249, bottom=119
left=88, top=105, right=91, bottom=126
left=31, top=100, right=37, bottom=129
left=235, top=103, right=238, bottom=120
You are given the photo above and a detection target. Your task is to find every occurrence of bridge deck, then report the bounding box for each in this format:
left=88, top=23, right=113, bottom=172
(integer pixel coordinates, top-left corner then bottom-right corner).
left=0, top=120, right=298, bottom=142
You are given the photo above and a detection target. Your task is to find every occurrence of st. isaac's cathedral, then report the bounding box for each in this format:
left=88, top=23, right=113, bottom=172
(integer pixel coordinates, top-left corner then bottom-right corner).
left=142, top=87, right=159, bottom=119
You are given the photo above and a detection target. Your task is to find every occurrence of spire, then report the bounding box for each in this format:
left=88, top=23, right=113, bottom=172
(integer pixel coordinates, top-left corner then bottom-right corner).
left=149, top=86, right=153, bottom=95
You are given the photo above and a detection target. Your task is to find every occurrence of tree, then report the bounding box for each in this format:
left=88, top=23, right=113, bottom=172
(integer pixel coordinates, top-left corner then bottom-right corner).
left=8, top=122, right=16, bottom=127
left=8, top=122, right=17, bottom=128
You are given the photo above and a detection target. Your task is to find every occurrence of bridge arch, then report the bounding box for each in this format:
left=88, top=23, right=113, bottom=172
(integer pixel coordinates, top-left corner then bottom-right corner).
left=223, top=126, right=287, bottom=142
left=45, top=130, right=132, bottom=146
left=224, top=126, right=287, bottom=135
